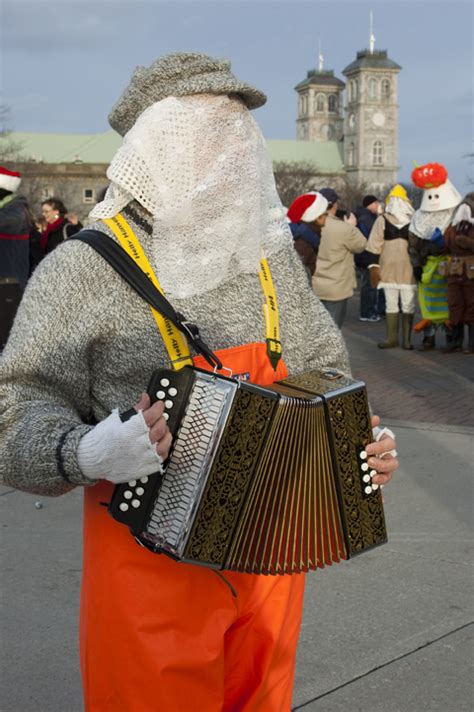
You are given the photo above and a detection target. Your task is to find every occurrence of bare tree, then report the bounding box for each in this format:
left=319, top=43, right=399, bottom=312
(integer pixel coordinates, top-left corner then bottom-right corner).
left=273, top=161, right=319, bottom=208
left=0, top=105, right=24, bottom=162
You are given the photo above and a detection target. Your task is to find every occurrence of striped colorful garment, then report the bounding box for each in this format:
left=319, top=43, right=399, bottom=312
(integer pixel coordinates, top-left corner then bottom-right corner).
left=418, top=255, right=449, bottom=323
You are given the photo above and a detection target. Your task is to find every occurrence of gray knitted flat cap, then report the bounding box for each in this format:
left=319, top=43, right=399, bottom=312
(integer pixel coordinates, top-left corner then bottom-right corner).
left=109, top=52, right=267, bottom=136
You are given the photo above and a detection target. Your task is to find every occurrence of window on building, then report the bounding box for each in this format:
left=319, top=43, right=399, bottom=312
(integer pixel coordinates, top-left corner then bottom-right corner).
left=372, top=141, right=384, bottom=166
left=369, top=78, right=378, bottom=100
left=316, top=94, right=325, bottom=112
left=83, top=188, right=95, bottom=204
left=354, top=79, right=359, bottom=101
left=328, top=94, right=337, bottom=112
left=41, top=187, right=54, bottom=201
left=347, top=143, right=355, bottom=166
left=381, top=79, right=391, bottom=99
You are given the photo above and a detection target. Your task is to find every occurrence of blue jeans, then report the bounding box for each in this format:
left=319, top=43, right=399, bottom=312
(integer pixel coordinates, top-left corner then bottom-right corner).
left=358, top=268, right=385, bottom=317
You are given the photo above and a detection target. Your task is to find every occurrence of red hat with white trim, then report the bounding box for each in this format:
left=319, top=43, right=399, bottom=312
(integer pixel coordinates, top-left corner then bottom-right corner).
left=287, top=191, right=328, bottom=223
left=0, top=166, right=21, bottom=192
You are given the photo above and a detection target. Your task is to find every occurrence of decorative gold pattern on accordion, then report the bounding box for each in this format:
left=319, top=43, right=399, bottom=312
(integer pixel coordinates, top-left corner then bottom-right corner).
left=184, top=390, right=276, bottom=567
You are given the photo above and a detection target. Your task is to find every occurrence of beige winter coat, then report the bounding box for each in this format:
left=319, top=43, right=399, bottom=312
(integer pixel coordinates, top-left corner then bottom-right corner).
left=366, top=214, right=416, bottom=287
left=312, top=214, right=366, bottom=301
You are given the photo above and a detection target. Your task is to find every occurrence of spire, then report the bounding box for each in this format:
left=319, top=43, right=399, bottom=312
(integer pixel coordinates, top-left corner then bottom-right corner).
left=318, top=39, right=324, bottom=71
left=369, top=11, right=376, bottom=54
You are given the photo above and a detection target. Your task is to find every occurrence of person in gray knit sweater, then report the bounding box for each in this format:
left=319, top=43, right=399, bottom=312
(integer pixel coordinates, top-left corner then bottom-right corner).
left=0, top=54, right=398, bottom=712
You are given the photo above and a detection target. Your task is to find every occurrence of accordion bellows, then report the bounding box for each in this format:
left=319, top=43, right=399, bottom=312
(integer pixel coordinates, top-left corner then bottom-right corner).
left=109, top=368, right=387, bottom=574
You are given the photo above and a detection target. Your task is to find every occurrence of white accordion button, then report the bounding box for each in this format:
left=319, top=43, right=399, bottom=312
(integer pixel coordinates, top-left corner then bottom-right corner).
left=164, top=400, right=174, bottom=409
left=370, top=470, right=377, bottom=478
left=140, top=476, right=149, bottom=483
left=123, top=490, right=133, bottom=500
left=128, top=480, right=137, bottom=487
left=160, top=378, right=170, bottom=387
left=361, top=463, right=369, bottom=471
left=359, top=450, right=368, bottom=460
left=136, top=487, right=145, bottom=496
left=156, top=390, right=166, bottom=400
left=169, top=387, right=178, bottom=396
left=119, top=503, right=129, bottom=512
left=364, top=486, right=373, bottom=495
left=131, top=499, right=141, bottom=508
left=163, top=413, right=169, bottom=421
left=363, top=474, right=371, bottom=483
left=372, top=483, right=379, bottom=491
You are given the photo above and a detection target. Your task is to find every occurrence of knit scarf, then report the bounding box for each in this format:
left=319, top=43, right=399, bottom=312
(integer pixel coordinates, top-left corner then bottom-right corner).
left=40, top=216, right=65, bottom=250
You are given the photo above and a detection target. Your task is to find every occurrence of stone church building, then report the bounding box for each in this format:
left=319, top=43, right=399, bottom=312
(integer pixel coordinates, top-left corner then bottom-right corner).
left=2, top=44, right=401, bottom=219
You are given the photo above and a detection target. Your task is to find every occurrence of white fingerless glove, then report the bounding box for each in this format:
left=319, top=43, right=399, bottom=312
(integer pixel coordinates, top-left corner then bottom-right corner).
left=77, top=409, right=163, bottom=484
left=372, top=425, right=397, bottom=457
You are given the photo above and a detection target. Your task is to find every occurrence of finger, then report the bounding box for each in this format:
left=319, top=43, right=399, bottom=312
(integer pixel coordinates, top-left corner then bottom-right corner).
left=134, top=392, right=150, bottom=412
left=149, top=417, right=169, bottom=445
left=368, top=455, right=399, bottom=475
left=156, top=431, right=173, bottom=460
left=372, top=472, right=394, bottom=486
left=142, top=399, right=165, bottom=428
left=366, top=438, right=396, bottom=457
left=370, top=414, right=381, bottom=428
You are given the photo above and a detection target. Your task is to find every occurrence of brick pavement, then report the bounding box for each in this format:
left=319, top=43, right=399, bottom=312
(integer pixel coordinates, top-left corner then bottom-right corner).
left=341, top=295, right=474, bottom=427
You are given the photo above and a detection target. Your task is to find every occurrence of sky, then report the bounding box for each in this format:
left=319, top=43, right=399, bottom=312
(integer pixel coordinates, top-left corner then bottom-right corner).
left=1, top=0, right=473, bottom=192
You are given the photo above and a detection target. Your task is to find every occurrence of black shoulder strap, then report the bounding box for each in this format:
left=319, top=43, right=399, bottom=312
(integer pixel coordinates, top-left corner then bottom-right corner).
left=72, top=229, right=222, bottom=370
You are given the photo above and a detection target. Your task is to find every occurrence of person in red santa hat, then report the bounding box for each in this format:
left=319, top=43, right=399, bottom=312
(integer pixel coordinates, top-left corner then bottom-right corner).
left=287, top=191, right=329, bottom=282
left=0, top=166, right=33, bottom=348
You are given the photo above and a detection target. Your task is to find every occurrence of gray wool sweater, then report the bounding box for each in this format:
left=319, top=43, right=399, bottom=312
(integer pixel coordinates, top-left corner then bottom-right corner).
left=0, top=206, right=350, bottom=497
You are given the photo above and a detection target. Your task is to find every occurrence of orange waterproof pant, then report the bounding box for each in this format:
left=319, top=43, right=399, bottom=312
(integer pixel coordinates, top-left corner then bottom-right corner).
left=80, top=344, right=307, bottom=711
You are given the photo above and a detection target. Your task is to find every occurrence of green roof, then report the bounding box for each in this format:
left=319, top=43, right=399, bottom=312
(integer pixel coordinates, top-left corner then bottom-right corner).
left=343, top=49, right=401, bottom=75
left=268, top=140, right=344, bottom=173
left=6, top=131, right=344, bottom=173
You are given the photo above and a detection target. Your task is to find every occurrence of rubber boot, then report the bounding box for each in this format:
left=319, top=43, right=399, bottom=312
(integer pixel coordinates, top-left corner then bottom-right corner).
left=401, top=313, right=414, bottom=350
left=378, top=313, right=399, bottom=349
left=441, top=324, right=463, bottom=353
left=417, top=335, right=436, bottom=351
left=463, top=325, right=474, bottom=354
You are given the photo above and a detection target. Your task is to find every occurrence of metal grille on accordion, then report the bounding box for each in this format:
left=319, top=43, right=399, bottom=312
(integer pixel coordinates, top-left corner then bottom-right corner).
left=109, top=367, right=387, bottom=574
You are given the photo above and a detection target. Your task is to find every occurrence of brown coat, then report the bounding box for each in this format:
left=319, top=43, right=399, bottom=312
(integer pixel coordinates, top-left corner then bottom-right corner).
left=443, top=223, right=474, bottom=324
left=366, top=214, right=416, bottom=287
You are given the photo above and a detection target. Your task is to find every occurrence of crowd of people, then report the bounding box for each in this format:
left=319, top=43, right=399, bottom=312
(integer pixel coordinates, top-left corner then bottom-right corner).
left=0, top=167, right=82, bottom=346
left=287, top=169, right=474, bottom=355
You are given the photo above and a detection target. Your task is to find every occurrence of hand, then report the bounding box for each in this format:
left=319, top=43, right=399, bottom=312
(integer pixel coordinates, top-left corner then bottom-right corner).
left=134, top=392, right=172, bottom=461
left=66, top=212, right=79, bottom=225
left=365, top=415, right=399, bottom=487
left=344, top=212, right=357, bottom=226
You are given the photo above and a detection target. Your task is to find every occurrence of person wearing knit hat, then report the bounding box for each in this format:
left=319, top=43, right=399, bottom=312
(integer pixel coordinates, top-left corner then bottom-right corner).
left=408, top=162, right=462, bottom=351
left=0, top=53, right=399, bottom=711
left=287, top=191, right=328, bottom=281
left=355, top=195, right=385, bottom=322
left=0, top=166, right=33, bottom=348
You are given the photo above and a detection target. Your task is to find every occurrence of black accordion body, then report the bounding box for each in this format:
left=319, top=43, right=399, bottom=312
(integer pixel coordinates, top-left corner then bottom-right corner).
left=109, top=367, right=387, bottom=575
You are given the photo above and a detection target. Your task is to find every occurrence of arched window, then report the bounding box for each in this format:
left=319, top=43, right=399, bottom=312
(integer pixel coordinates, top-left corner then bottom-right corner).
left=300, top=94, right=308, bottom=115
left=316, top=93, right=325, bottom=112
left=372, top=141, right=384, bottom=166
left=328, top=94, right=337, bottom=112
left=369, top=78, right=378, bottom=100
left=381, top=79, right=391, bottom=99
left=347, top=143, right=355, bottom=167
left=354, top=79, right=359, bottom=101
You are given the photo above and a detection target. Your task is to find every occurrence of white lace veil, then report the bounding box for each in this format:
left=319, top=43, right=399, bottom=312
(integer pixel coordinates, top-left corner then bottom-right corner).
left=90, top=94, right=290, bottom=298
left=385, top=196, right=414, bottom=228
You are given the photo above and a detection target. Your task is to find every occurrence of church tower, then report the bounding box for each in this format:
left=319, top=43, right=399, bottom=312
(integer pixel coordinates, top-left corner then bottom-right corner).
left=295, top=48, right=345, bottom=142
left=342, top=21, right=401, bottom=192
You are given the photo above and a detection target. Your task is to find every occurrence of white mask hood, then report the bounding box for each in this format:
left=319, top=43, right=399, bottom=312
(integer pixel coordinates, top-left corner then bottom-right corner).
left=420, top=179, right=462, bottom=212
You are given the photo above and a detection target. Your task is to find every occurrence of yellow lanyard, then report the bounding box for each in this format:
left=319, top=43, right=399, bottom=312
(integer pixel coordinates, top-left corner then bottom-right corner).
left=102, top=214, right=282, bottom=371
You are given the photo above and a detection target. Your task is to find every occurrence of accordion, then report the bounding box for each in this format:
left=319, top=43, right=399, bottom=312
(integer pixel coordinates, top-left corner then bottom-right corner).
left=109, top=367, right=387, bottom=574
